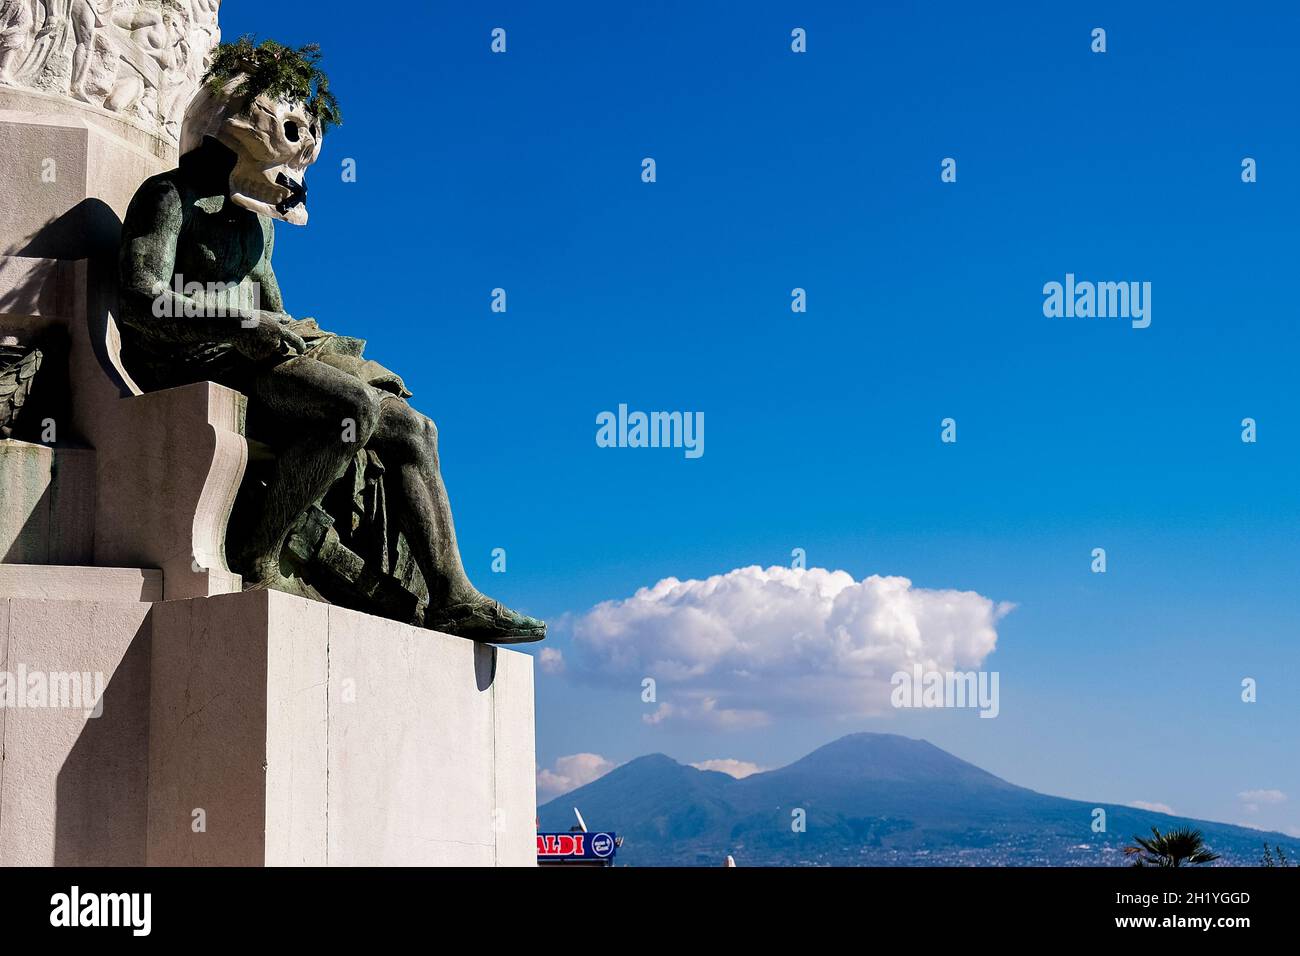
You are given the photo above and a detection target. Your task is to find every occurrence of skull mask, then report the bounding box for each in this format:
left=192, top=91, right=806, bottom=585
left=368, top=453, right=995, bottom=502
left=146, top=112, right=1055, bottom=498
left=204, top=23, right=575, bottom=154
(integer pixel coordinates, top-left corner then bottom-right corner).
left=180, top=75, right=324, bottom=225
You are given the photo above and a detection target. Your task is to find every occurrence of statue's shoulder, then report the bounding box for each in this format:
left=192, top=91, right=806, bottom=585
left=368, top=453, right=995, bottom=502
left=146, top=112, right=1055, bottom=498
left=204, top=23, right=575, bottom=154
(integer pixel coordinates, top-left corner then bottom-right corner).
left=133, top=168, right=189, bottom=200
left=124, top=169, right=194, bottom=227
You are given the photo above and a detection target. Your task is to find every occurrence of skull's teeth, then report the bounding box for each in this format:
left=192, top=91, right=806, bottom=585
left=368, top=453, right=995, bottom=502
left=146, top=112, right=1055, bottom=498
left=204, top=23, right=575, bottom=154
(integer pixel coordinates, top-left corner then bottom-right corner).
left=232, top=175, right=292, bottom=205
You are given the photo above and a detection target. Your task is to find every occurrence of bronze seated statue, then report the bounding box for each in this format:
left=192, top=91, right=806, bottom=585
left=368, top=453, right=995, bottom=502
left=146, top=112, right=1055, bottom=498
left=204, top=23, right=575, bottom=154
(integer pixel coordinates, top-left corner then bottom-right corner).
left=115, top=39, right=543, bottom=643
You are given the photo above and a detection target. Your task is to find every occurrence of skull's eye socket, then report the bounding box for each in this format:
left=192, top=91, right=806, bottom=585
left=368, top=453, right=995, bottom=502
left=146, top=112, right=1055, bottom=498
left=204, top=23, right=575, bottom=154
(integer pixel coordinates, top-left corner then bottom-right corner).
left=284, top=120, right=301, bottom=142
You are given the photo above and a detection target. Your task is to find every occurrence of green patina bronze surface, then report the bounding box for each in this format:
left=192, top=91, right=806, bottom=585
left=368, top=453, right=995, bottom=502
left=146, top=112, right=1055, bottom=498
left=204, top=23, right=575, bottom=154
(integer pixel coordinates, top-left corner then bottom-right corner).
left=114, top=45, right=543, bottom=643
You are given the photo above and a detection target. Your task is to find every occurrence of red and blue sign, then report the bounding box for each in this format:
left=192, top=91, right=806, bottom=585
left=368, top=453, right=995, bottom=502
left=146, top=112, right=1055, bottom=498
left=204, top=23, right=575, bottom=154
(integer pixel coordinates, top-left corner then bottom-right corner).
left=536, top=832, right=618, bottom=861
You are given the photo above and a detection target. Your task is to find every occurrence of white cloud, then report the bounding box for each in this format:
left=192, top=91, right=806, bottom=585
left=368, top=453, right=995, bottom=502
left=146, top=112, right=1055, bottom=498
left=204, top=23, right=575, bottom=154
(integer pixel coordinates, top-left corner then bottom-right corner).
left=536, top=753, right=616, bottom=798
left=691, top=758, right=765, bottom=778
left=571, top=565, right=1011, bottom=728
left=1128, top=800, right=1175, bottom=815
left=1239, top=789, right=1287, bottom=813
left=537, top=647, right=565, bottom=675
left=641, top=698, right=770, bottom=730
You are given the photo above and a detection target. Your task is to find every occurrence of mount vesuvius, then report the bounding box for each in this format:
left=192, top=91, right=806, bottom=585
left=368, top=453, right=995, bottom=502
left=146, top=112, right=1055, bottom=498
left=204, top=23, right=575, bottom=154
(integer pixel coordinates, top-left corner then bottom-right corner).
left=538, top=733, right=1297, bottom=866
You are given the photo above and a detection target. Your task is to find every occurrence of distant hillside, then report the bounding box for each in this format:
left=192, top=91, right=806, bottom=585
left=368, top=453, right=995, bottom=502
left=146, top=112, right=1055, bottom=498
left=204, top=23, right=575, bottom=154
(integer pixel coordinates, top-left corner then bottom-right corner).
left=538, top=733, right=1299, bottom=866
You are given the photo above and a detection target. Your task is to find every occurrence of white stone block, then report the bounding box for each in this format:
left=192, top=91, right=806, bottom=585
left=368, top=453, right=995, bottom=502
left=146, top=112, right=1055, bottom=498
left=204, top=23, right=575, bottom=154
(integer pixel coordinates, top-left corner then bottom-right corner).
left=0, top=440, right=95, bottom=565
left=0, top=597, right=152, bottom=865
left=0, top=564, right=161, bottom=602
left=146, top=589, right=536, bottom=866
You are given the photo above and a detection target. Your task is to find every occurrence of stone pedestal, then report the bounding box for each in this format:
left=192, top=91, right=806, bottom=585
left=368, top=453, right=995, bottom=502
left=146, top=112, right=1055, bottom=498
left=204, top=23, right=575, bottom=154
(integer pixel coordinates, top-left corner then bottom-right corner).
left=149, top=589, right=536, bottom=866
left=0, top=440, right=95, bottom=564
left=0, top=586, right=537, bottom=866
left=0, top=582, right=155, bottom=865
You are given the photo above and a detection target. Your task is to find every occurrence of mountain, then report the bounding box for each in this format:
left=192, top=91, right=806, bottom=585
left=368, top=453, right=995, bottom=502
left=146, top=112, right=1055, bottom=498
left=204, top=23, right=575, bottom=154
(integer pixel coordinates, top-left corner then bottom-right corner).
left=538, top=733, right=1300, bottom=866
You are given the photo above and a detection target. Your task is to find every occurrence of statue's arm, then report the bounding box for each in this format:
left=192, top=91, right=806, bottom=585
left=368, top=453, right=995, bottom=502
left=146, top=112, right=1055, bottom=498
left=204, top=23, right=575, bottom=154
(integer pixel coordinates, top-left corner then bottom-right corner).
left=248, top=219, right=287, bottom=315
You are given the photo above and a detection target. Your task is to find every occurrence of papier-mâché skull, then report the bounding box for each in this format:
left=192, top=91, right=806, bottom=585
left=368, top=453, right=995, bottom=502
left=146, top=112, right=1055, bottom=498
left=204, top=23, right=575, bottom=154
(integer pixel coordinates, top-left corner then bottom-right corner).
left=180, top=75, right=324, bottom=226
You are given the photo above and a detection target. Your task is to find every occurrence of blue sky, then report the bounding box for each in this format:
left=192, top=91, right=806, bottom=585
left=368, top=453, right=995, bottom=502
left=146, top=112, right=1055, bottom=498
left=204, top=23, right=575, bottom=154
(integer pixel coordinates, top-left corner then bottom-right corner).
left=226, top=2, right=1300, bottom=835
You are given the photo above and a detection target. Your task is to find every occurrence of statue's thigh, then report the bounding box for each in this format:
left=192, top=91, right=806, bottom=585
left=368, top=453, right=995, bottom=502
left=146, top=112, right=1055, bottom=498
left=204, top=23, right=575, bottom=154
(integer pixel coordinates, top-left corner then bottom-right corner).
left=249, top=356, right=377, bottom=428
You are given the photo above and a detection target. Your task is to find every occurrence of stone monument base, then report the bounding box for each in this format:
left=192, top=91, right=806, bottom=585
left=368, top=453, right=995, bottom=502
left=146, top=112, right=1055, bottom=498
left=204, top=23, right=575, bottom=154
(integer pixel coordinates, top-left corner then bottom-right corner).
left=0, top=583, right=536, bottom=866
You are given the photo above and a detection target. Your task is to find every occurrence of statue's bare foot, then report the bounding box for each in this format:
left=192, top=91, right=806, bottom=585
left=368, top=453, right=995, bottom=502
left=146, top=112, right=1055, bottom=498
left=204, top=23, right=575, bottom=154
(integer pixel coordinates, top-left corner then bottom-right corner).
left=236, top=558, right=330, bottom=612
left=424, top=594, right=546, bottom=644
left=232, top=548, right=277, bottom=588
left=235, top=552, right=319, bottom=599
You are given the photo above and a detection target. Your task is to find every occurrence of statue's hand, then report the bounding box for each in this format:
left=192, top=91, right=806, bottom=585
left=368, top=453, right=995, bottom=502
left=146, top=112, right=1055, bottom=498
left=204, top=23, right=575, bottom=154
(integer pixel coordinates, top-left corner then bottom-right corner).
left=233, top=313, right=307, bottom=360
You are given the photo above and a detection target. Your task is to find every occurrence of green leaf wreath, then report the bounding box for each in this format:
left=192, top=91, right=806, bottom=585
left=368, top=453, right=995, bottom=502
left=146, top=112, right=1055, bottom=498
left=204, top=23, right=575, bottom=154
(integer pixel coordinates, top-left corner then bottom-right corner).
left=205, top=36, right=341, bottom=131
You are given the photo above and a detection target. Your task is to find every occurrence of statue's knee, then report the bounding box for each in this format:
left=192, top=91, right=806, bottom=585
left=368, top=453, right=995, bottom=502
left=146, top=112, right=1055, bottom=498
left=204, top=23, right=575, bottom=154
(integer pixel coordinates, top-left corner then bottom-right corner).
left=400, top=410, right=438, bottom=464
left=404, top=412, right=438, bottom=464
left=342, top=390, right=380, bottom=444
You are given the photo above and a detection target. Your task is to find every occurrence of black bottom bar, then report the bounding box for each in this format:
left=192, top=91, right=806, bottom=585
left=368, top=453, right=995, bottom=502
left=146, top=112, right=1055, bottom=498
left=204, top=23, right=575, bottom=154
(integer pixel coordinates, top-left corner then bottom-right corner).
left=2, top=866, right=1296, bottom=940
